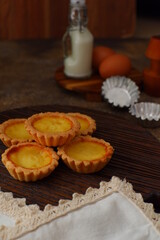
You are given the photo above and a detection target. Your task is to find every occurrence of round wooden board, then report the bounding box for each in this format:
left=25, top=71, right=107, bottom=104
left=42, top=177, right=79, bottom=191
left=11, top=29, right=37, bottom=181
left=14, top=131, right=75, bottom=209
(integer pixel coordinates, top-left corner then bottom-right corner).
left=55, top=67, right=143, bottom=101
left=0, top=105, right=160, bottom=211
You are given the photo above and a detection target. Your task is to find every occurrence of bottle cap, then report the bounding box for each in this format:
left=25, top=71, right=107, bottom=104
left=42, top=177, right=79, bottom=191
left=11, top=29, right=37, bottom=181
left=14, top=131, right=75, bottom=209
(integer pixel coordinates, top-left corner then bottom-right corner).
left=70, top=0, right=85, bottom=5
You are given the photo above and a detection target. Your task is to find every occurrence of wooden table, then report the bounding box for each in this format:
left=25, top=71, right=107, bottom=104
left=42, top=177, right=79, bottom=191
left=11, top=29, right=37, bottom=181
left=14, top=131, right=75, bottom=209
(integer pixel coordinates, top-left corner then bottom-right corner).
left=0, top=39, right=160, bottom=140
left=0, top=39, right=160, bottom=211
left=0, top=104, right=160, bottom=212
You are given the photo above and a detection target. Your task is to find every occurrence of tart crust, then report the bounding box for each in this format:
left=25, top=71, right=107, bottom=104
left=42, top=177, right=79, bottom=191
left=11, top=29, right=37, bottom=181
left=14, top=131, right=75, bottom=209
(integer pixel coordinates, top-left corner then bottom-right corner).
left=0, top=118, right=33, bottom=147
left=1, top=142, right=59, bottom=182
left=68, top=113, right=96, bottom=135
left=25, top=112, right=80, bottom=147
left=57, top=135, right=114, bottom=173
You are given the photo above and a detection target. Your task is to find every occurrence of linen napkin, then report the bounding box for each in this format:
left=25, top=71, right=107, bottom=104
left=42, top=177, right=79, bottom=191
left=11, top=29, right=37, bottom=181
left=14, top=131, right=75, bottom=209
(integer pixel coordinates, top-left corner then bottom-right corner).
left=0, top=177, right=160, bottom=240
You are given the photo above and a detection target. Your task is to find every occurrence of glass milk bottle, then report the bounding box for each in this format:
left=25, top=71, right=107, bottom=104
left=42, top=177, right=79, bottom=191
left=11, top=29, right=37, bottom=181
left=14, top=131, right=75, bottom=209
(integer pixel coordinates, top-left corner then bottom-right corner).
left=63, top=0, right=93, bottom=78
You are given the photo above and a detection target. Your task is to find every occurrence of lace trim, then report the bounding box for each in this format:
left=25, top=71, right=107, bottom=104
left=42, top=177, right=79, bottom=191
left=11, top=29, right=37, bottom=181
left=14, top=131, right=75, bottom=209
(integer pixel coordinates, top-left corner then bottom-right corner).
left=0, top=176, right=160, bottom=240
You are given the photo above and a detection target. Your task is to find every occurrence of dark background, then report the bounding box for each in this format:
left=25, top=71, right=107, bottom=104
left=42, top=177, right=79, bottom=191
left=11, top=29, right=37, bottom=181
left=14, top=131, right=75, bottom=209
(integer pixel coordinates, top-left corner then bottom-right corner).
left=137, top=0, right=160, bottom=18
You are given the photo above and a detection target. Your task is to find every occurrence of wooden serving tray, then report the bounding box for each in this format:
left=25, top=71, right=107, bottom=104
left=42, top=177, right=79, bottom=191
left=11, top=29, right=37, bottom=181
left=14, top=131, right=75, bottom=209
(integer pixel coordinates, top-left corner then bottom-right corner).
left=0, top=105, right=160, bottom=210
left=55, top=67, right=143, bottom=101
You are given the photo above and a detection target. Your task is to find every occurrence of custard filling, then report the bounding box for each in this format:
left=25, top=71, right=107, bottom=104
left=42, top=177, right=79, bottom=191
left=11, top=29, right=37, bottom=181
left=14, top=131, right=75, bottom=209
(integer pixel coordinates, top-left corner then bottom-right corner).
left=75, top=116, right=89, bottom=132
left=9, top=146, right=51, bottom=169
left=5, top=123, right=32, bottom=140
left=66, top=141, right=106, bottom=161
left=33, top=116, right=72, bottom=133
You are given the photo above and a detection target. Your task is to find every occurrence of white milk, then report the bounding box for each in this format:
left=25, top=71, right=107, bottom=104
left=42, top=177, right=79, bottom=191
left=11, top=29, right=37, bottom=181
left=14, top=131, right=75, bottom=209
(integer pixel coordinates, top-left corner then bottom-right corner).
left=64, top=28, right=93, bottom=78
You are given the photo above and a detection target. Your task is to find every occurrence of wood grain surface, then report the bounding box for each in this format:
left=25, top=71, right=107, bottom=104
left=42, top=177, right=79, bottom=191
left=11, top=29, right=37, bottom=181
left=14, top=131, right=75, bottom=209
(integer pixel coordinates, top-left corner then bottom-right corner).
left=0, top=105, right=160, bottom=210
left=55, top=67, right=143, bottom=101
left=0, top=0, right=135, bottom=40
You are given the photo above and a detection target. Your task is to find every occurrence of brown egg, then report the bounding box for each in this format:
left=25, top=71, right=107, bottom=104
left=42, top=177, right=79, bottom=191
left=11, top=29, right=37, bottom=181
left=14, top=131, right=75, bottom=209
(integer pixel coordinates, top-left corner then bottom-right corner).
left=99, top=54, right=131, bottom=79
left=92, top=46, right=115, bottom=69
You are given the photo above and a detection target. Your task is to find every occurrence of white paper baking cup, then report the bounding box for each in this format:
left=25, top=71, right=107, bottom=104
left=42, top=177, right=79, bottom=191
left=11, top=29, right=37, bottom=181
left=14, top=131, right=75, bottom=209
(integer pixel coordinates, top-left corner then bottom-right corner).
left=129, top=102, right=160, bottom=127
left=129, top=102, right=160, bottom=121
left=101, top=76, right=140, bottom=108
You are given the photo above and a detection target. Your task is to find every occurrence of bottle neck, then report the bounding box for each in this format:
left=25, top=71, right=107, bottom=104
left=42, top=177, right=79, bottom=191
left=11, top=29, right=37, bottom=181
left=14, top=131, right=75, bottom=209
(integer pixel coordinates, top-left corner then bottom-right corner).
left=69, top=3, right=88, bottom=31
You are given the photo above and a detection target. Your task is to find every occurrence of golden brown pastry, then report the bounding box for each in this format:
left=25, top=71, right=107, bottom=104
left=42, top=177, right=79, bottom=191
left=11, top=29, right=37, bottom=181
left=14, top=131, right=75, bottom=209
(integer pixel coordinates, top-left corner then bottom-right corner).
left=0, top=118, right=33, bottom=147
left=2, top=142, right=59, bottom=182
left=57, top=135, right=114, bottom=173
left=25, top=112, right=80, bottom=147
left=68, top=113, right=96, bottom=135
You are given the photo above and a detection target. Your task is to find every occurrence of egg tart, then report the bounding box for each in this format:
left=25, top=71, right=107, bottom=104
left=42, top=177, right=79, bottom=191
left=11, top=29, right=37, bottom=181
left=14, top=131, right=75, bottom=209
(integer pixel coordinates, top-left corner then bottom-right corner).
left=68, top=113, right=96, bottom=135
left=0, top=118, right=33, bottom=147
left=1, top=142, right=59, bottom=182
left=25, top=112, right=80, bottom=147
left=57, top=136, right=114, bottom=173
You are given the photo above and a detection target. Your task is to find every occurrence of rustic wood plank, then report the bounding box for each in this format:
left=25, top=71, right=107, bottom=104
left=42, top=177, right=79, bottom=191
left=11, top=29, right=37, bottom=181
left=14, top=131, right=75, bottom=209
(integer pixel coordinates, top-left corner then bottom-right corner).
left=0, top=0, right=53, bottom=39
left=55, top=67, right=143, bottom=101
left=87, top=0, right=136, bottom=38
left=0, top=0, right=12, bottom=39
left=13, top=0, right=52, bottom=39
left=0, top=105, right=160, bottom=210
left=0, top=0, right=135, bottom=39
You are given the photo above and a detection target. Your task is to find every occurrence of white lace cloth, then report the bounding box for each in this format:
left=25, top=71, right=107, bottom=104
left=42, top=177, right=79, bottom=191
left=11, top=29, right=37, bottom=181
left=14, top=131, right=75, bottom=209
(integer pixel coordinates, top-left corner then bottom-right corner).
left=0, top=177, right=160, bottom=240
